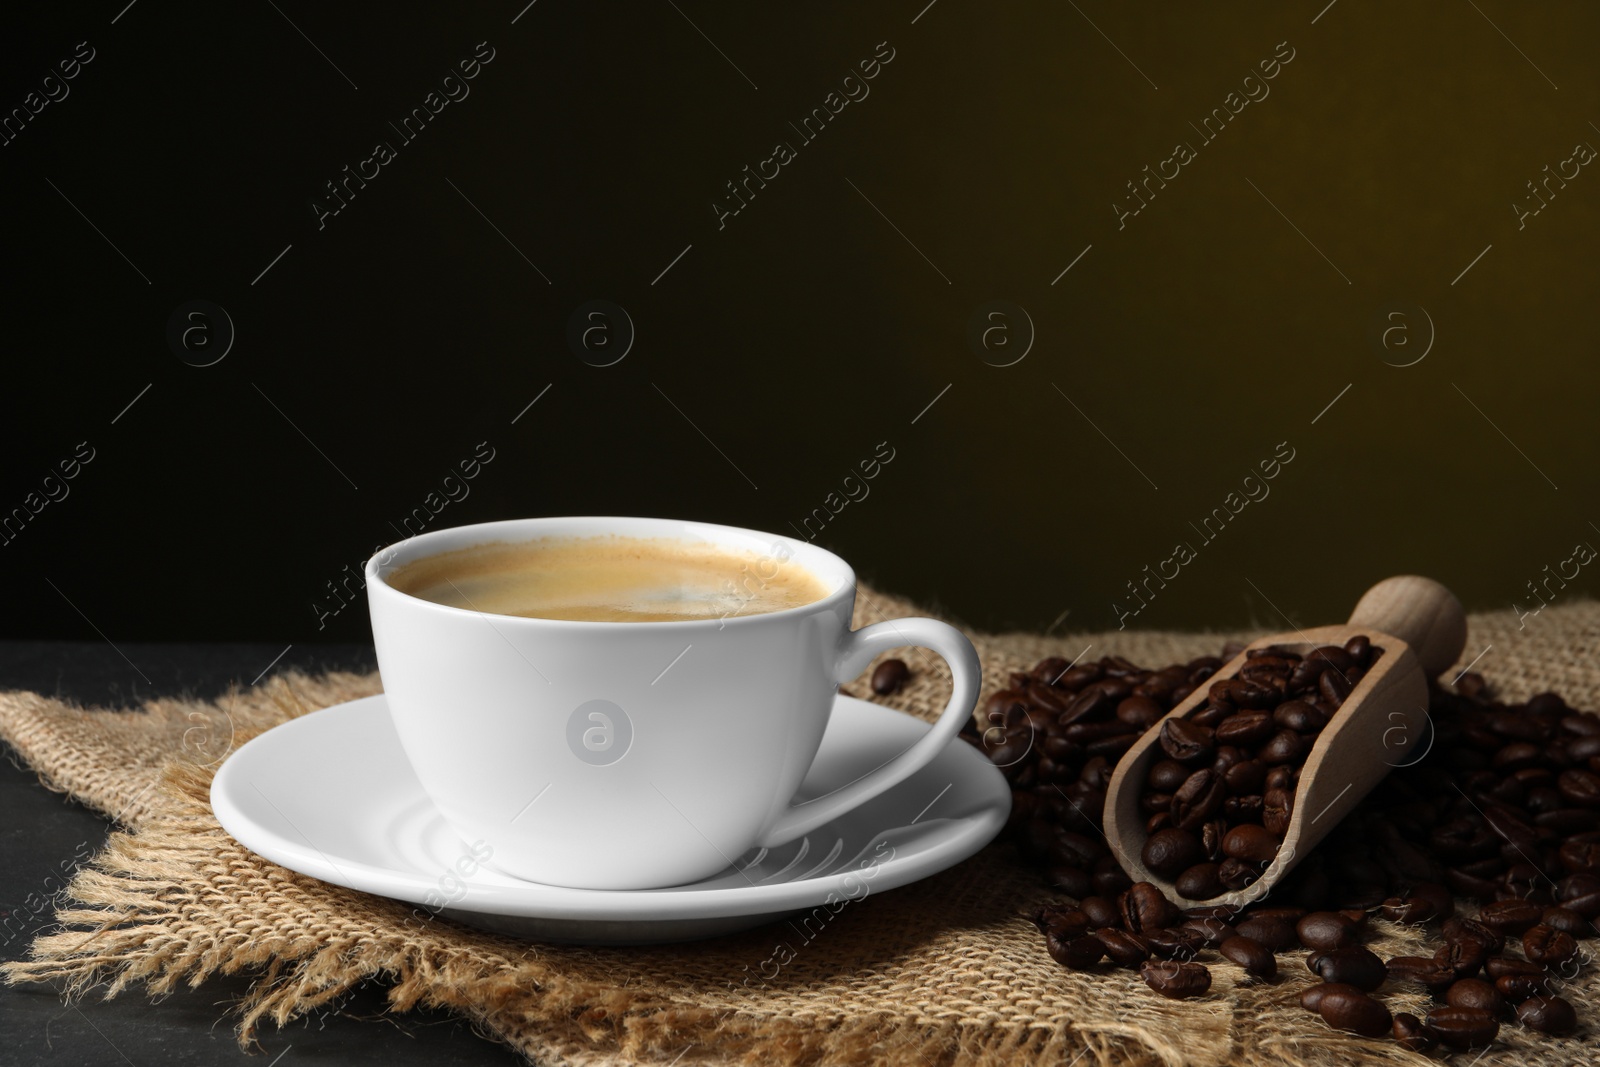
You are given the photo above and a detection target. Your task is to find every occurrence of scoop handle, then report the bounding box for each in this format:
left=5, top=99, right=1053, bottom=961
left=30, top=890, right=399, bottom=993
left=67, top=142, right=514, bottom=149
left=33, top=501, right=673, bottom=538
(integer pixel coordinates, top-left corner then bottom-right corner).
left=1346, top=575, right=1468, bottom=679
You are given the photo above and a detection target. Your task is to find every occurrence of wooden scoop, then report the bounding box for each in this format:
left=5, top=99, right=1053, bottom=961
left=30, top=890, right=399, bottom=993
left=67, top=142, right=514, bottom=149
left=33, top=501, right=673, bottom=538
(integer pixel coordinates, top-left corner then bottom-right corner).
left=1104, top=575, right=1468, bottom=910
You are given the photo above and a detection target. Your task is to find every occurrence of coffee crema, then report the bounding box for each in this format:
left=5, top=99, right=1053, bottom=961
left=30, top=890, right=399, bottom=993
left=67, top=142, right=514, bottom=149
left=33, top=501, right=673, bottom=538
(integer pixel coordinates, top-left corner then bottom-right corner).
left=386, top=535, right=831, bottom=622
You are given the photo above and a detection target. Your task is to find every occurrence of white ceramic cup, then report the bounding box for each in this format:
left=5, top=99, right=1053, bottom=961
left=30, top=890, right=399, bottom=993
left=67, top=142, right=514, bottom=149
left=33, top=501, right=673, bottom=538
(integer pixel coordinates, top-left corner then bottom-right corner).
left=366, top=516, right=980, bottom=890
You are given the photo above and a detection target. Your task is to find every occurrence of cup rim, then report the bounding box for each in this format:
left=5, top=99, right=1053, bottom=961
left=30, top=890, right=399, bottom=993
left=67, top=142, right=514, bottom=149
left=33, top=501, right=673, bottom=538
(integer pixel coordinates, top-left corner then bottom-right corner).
left=365, top=515, right=856, bottom=630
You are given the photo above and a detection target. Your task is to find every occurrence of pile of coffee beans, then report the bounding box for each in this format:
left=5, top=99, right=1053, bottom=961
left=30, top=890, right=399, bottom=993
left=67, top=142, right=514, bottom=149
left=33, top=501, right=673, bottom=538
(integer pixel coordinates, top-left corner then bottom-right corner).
left=960, top=652, right=1226, bottom=899
left=969, top=651, right=1600, bottom=1053
left=1134, top=639, right=1384, bottom=900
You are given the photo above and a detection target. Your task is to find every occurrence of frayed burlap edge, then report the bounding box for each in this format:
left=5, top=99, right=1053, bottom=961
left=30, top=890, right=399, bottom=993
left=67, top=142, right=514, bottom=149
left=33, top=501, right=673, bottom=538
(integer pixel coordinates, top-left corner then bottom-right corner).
left=4, top=588, right=1599, bottom=1067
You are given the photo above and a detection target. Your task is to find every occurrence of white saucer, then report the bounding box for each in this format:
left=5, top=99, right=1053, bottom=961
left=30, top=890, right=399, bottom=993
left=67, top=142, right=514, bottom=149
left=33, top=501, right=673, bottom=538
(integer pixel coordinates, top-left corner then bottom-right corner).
left=211, top=693, right=1010, bottom=943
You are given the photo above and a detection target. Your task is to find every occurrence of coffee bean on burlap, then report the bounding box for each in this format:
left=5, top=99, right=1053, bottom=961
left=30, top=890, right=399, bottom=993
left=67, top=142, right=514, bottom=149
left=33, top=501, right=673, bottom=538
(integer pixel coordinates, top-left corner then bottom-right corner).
left=1318, top=986, right=1392, bottom=1037
left=1235, top=915, right=1297, bottom=952
left=1445, top=978, right=1504, bottom=1016
left=1045, top=930, right=1104, bottom=970
left=1296, top=912, right=1356, bottom=950
left=1385, top=955, right=1457, bottom=991
left=1093, top=927, right=1151, bottom=968
left=1218, top=935, right=1275, bottom=978
left=1392, top=1012, right=1436, bottom=1052
left=1139, top=960, right=1211, bottom=999
left=1521, top=924, right=1579, bottom=967
left=1307, top=946, right=1386, bottom=991
left=1425, top=1006, right=1500, bottom=1049
left=1516, top=995, right=1579, bottom=1035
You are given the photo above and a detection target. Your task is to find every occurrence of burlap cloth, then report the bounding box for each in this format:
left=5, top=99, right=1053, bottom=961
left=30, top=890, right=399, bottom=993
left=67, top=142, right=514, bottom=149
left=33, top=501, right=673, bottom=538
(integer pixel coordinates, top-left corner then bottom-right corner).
left=4, top=587, right=1598, bottom=1066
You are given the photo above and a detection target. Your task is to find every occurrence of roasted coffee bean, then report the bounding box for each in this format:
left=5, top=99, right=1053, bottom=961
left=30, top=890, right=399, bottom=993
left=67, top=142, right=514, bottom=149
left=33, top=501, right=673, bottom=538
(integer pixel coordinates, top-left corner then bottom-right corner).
left=1218, top=934, right=1275, bottom=977
left=1344, top=634, right=1372, bottom=665
left=1120, top=882, right=1179, bottom=934
left=1222, top=794, right=1264, bottom=822
left=1273, top=700, right=1328, bottom=733
left=1442, top=916, right=1506, bottom=953
left=1171, top=769, right=1227, bottom=831
left=1300, top=982, right=1342, bottom=1012
left=1223, top=824, right=1281, bottom=866
left=1091, top=855, right=1133, bottom=896
left=1264, top=764, right=1294, bottom=792
left=1045, top=866, right=1093, bottom=897
left=1556, top=768, right=1600, bottom=806
left=1079, top=896, right=1120, bottom=929
left=1425, top=1006, right=1500, bottom=1049
left=1446, top=978, right=1505, bottom=1015
left=1215, top=711, right=1276, bottom=746
left=1377, top=895, right=1436, bottom=924
left=1144, top=926, right=1207, bottom=960
left=1200, top=819, right=1228, bottom=862
left=1485, top=956, right=1544, bottom=980
left=1319, top=670, right=1354, bottom=707
left=1541, top=905, right=1592, bottom=937
left=1143, top=828, right=1205, bottom=880
left=1217, top=858, right=1260, bottom=890
left=1263, top=788, right=1294, bottom=837
left=1116, top=695, right=1166, bottom=730
left=1235, top=916, right=1297, bottom=952
left=1496, top=973, right=1553, bottom=1002
left=1159, top=719, right=1215, bottom=763
left=1031, top=903, right=1089, bottom=939
left=1259, top=729, right=1309, bottom=766
left=1045, top=931, right=1105, bottom=969
left=871, top=658, right=910, bottom=695
left=1306, top=645, right=1355, bottom=673
left=1222, top=759, right=1267, bottom=795
left=1516, top=995, right=1578, bottom=1035
left=1543, top=808, right=1600, bottom=833
left=1289, top=658, right=1330, bottom=693
left=1059, top=688, right=1114, bottom=726
left=1521, top=924, right=1579, bottom=967
left=1477, top=898, right=1544, bottom=935
left=1030, top=656, right=1070, bottom=684
left=1147, top=759, right=1192, bottom=793
left=1410, top=882, right=1456, bottom=920
left=1174, top=863, right=1225, bottom=901
left=1434, top=935, right=1491, bottom=977
left=1139, top=792, right=1174, bottom=815
left=1385, top=955, right=1457, bottom=990
left=1296, top=912, right=1356, bottom=951
left=1139, top=959, right=1212, bottom=999
left=1307, top=946, right=1386, bottom=991
left=1182, top=917, right=1234, bottom=948
left=1210, top=745, right=1245, bottom=773
left=1557, top=872, right=1600, bottom=917
left=1559, top=838, right=1600, bottom=874
left=1391, top=1012, right=1435, bottom=1052
left=1213, top=678, right=1279, bottom=710
left=1063, top=719, right=1138, bottom=745
left=1093, top=927, right=1151, bottom=968
left=1318, top=986, right=1392, bottom=1037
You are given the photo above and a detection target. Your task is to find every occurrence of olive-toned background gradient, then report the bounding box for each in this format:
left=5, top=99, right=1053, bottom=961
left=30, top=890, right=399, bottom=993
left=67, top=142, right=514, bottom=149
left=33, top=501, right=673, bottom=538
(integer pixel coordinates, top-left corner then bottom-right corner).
left=3, top=1, right=1596, bottom=645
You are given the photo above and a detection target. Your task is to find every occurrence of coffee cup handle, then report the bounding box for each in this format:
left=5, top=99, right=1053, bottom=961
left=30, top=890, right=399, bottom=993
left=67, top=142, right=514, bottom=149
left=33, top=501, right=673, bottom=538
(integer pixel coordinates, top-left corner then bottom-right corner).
left=756, top=616, right=981, bottom=848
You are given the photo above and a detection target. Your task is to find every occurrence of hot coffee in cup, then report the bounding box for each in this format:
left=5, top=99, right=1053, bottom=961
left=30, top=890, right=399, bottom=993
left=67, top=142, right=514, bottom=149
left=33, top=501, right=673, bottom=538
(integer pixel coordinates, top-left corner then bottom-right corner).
left=387, top=534, right=831, bottom=623
left=367, top=517, right=980, bottom=890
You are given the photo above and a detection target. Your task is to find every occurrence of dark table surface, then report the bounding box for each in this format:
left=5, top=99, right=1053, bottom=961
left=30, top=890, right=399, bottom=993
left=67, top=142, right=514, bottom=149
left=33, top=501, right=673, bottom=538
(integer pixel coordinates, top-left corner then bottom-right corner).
left=0, top=642, right=527, bottom=1067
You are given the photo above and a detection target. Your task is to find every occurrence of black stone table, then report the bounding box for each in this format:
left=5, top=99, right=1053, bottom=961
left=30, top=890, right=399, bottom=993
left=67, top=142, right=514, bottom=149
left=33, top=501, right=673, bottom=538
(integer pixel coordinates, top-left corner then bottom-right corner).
left=0, top=642, right=526, bottom=1067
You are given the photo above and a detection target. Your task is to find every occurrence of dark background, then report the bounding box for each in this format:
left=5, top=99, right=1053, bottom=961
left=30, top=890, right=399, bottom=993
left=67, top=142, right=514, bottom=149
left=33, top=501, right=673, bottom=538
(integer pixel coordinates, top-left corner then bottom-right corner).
left=4, top=0, right=1597, bottom=648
